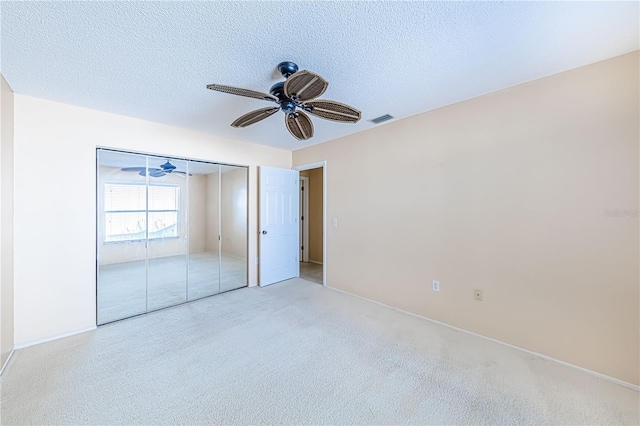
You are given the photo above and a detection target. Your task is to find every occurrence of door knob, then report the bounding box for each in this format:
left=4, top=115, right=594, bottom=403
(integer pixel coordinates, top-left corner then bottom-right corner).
left=262, top=230, right=267, bottom=234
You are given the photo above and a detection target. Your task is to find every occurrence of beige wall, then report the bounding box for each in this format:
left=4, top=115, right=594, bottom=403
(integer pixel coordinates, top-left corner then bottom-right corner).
left=221, top=167, right=248, bottom=260
left=189, top=173, right=207, bottom=253
left=0, top=74, right=15, bottom=370
left=203, top=167, right=249, bottom=259
left=13, top=95, right=290, bottom=346
left=293, top=52, right=640, bottom=385
left=205, top=172, right=220, bottom=252
left=300, top=168, right=323, bottom=263
left=98, top=166, right=208, bottom=265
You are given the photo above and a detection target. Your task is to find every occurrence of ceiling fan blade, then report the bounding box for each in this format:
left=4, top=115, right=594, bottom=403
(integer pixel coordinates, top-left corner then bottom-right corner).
left=137, top=170, right=165, bottom=177
left=304, top=100, right=361, bottom=123
left=123, top=167, right=166, bottom=178
left=231, top=107, right=280, bottom=128
left=285, top=111, right=314, bottom=141
left=172, top=171, right=193, bottom=176
left=206, top=84, right=278, bottom=102
left=284, top=70, right=328, bottom=102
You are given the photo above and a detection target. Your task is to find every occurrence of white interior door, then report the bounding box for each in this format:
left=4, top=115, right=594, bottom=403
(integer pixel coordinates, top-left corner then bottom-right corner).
left=259, top=166, right=300, bottom=286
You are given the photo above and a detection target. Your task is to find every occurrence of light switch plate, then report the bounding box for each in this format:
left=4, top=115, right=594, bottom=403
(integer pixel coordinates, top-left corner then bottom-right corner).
left=332, top=218, right=338, bottom=227
left=432, top=280, right=440, bottom=292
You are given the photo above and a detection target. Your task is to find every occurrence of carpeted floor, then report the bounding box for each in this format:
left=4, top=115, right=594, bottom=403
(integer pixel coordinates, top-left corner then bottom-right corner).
left=1, top=279, right=638, bottom=425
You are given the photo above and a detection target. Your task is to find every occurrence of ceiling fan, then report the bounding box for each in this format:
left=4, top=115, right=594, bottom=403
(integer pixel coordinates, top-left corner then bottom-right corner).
left=121, top=160, right=190, bottom=178
left=206, top=61, right=361, bottom=141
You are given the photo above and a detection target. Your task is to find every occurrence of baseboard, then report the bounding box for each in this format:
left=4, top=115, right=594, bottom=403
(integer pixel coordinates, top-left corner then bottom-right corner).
left=326, top=286, right=640, bottom=392
left=0, top=348, right=15, bottom=376
left=101, top=250, right=226, bottom=266
left=14, top=326, right=97, bottom=351
left=308, top=260, right=323, bottom=265
left=222, top=253, right=248, bottom=261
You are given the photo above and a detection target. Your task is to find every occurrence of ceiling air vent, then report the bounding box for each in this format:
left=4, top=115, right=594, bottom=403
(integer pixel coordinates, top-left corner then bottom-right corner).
left=368, top=114, right=394, bottom=124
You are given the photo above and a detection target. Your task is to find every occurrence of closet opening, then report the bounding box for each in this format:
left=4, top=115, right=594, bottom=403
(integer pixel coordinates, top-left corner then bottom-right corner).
left=96, top=148, right=248, bottom=325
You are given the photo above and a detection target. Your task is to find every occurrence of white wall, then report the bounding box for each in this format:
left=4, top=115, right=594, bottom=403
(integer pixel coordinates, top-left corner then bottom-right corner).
left=0, top=74, right=15, bottom=368
left=13, top=95, right=291, bottom=347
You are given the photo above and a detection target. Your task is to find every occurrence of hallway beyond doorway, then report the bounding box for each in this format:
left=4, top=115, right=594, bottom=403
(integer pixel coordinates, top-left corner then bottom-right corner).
left=300, top=262, right=322, bottom=284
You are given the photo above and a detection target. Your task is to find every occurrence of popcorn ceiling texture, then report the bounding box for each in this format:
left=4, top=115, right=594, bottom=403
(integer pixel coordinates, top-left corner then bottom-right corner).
left=1, top=280, right=638, bottom=425
left=1, top=1, right=638, bottom=150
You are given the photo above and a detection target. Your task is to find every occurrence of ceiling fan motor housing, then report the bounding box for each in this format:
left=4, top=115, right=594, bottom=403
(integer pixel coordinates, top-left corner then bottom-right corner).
left=269, top=81, right=286, bottom=100
left=270, top=81, right=299, bottom=114
left=161, top=160, right=176, bottom=172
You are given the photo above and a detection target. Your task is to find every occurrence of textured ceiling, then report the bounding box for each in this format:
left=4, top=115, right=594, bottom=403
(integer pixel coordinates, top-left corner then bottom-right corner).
left=1, top=1, right=638, bottom=150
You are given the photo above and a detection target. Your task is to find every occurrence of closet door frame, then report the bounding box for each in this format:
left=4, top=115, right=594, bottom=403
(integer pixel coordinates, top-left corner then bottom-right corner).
left=96, top=147, right=249, bottom=325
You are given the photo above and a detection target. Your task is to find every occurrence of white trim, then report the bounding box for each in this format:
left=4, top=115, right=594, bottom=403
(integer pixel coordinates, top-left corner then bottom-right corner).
left=322, top=164, right=326, bottom=287
left=0, top=349, right=15, bottom=376
left=294, top=161, right=325, bottom=172
left=14, top=326, right=97, bottom=351
left=308, top=260, right=323, bottom=265
left=299, top=176, right=310, bottom=263
left=326, top=286, right=640, bottom=392
left=293, top=161, right=327, bottom=287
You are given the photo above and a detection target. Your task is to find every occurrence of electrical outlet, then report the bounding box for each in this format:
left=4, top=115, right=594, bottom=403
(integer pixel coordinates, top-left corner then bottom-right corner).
left=332, top=218, right=338, bottom=227
left=255, top=257, right=259, bottom=265
left=474, top=289, right=483, bottom=301
left=432, top=280, right=440, bottom=292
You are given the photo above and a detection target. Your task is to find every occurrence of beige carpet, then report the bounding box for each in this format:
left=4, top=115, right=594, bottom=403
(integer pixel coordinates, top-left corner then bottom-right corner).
left=1, top=279, right=638, bottom=425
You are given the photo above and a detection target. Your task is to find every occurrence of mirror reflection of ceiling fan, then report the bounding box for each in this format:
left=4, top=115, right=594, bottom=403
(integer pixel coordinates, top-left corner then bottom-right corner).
left=121, top=160, right=191, bottom=178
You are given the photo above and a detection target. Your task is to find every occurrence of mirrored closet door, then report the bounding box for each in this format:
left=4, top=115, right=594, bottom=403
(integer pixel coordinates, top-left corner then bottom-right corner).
left=97, top=150, right=149, bottom=324
left=220, top=165, right=248, bottom=292
left=188, top=161, right=221, bottom=301
left=97, top=149, right=248, bottom=325
left=146, top=156, right=188, bottom=312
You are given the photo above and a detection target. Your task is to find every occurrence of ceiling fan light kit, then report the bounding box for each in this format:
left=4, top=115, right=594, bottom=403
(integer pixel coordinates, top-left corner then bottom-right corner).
left=207, top=61, right=361, bottom=141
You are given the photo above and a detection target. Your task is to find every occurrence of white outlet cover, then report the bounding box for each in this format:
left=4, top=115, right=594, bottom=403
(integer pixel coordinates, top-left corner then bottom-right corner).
left=332, top=218, right=338, bottom=227
left=432, top=280, right=440, bottom=292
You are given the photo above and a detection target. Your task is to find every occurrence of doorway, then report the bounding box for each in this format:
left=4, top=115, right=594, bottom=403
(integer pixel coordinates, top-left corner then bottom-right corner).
left=257, top=163, right=326, bottom=287
left=297, top=165, right=325, bottom=285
